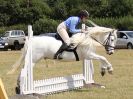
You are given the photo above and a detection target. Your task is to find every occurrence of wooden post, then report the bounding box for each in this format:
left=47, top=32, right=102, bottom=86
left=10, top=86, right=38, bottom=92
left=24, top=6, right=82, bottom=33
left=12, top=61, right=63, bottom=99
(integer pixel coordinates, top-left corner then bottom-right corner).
left=0, top=78, right=8, bottom=99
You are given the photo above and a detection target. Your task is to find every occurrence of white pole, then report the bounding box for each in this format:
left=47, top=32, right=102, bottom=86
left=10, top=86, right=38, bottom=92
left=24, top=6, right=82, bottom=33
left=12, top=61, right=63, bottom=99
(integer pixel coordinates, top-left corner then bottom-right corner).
left=26, top=25, right=33, bottom=92
left=28, top=25, right=33, bottom=38
left=83, top=59, right=94, bottom=84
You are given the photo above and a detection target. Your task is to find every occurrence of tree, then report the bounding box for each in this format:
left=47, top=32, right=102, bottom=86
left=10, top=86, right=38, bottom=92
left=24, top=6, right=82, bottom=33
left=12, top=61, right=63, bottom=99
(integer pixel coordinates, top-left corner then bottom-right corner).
left=105, top=0, right=132, bottom=17
left=33, top=17, right=59, bottom=35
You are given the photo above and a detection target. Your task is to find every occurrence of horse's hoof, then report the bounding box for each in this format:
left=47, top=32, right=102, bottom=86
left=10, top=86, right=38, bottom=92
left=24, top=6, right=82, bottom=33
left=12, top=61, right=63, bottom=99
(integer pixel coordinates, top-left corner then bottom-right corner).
left=101, top=68, right=106, bottom=76
left=107, top=67, right=113, bottom=75
left=101, top=71, right=105, bottom=76
left=15, top=86, right=20, bottom=94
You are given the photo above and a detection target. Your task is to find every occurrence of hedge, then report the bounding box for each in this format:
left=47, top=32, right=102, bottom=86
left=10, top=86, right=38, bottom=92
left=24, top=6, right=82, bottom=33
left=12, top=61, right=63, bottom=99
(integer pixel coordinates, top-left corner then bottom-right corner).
left=0, top=15, right=133, bottom=36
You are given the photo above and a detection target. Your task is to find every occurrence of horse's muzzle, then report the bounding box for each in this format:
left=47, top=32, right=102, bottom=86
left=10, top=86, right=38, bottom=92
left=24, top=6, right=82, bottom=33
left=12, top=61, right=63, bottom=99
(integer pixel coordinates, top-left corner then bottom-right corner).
left=107, top=50, right=114, bottom=55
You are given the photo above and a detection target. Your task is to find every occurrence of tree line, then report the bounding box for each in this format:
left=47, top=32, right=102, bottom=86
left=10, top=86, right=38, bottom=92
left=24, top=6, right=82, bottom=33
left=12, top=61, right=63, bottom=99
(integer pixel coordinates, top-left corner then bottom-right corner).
left=0, top=0, right=133, bottom=35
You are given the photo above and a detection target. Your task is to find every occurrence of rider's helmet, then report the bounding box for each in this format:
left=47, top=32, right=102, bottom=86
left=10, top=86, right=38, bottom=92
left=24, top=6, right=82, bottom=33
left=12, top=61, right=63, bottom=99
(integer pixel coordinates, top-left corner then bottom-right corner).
left=78, top=10, right=89, bottom=19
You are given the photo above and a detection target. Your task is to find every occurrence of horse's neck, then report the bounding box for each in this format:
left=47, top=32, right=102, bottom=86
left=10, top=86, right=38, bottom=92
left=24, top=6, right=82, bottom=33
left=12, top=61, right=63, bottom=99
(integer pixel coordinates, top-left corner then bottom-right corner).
left=71, top=32, right=95, bottom=49
left=87, top=26, right=114, bottom=44
left=70, top=26, right=114, bottom=51
left=70, top=33, right=85, bottom=45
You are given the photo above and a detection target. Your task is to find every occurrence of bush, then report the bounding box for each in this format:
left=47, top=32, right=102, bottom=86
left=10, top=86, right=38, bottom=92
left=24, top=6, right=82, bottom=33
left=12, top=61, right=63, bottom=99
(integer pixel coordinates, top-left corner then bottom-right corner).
left=33, top=17, right=59, bottom=35
left=91, top=15, right=133, bottom=30
left=116, top=16, right=133, bottom=30
left=0, top=27, right=6, bottom=35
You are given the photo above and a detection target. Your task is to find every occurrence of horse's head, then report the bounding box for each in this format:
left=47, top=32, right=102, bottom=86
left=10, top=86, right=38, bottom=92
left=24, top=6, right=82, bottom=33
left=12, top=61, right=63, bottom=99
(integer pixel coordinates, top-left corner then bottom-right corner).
left=87, top=26, right=117, bottom=55
left=103, top=29, right=117, bottom=55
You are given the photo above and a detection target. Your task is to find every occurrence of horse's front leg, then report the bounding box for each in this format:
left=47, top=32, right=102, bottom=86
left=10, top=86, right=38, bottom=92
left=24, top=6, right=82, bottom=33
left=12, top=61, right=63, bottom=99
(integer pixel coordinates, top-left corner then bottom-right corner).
left=86, top=52, right=113, bottom=76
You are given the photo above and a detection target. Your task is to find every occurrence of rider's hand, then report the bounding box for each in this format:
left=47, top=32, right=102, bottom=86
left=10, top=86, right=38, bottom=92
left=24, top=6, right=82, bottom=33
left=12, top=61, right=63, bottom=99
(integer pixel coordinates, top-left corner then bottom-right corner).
left=81, top=29, right=88, bottom=33
left=81, top=29, right=86, bottom=33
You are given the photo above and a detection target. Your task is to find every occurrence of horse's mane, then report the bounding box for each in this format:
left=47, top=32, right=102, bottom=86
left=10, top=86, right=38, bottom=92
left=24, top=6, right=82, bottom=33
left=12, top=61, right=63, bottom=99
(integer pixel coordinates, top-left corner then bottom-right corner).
left=87, top=26, right=113, bottom=35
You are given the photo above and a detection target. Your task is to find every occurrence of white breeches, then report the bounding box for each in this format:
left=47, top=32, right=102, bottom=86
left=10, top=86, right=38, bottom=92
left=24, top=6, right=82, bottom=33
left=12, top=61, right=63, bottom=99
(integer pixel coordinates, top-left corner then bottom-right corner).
left=57, top=22, right=70, bottom=45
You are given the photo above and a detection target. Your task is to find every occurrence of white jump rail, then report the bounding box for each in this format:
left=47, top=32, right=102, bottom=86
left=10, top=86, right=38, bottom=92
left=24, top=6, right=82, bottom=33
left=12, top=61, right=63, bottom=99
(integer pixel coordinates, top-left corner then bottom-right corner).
left=19, top=25, right=95, bottom=95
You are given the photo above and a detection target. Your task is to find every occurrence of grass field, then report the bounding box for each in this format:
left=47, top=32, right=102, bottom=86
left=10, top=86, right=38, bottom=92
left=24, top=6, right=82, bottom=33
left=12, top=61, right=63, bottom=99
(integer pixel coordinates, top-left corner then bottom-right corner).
left=0, top=47, right=133, bottom=99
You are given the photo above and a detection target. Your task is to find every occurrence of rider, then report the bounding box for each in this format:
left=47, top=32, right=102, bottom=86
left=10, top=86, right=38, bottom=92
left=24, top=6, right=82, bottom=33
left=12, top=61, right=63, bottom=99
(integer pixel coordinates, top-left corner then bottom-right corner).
left=54, top=10, right=89, bottom=59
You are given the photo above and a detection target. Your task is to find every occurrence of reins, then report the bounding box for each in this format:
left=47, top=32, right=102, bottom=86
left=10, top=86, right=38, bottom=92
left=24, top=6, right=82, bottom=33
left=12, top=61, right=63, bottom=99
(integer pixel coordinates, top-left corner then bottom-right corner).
left=90, top=31, right=115, bottom=49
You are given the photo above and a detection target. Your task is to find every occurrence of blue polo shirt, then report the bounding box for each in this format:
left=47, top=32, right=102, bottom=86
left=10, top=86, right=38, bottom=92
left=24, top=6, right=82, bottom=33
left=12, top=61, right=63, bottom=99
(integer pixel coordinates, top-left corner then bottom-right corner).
left=64, top=16, right=81, bottom=33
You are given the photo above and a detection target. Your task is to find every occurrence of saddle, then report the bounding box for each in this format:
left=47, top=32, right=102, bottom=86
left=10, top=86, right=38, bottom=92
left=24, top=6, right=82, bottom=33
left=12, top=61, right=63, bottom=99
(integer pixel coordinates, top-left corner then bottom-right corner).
left=41, top=33, right=79, bottom=61
left=40, top=32, right=72, bottom=41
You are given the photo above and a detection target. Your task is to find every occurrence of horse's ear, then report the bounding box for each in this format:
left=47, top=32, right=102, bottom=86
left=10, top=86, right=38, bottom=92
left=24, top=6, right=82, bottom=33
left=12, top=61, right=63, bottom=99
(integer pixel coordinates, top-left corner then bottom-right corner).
left=113, top=29, right=118, bottom=38
left=113, top=29, right=118, bottom=31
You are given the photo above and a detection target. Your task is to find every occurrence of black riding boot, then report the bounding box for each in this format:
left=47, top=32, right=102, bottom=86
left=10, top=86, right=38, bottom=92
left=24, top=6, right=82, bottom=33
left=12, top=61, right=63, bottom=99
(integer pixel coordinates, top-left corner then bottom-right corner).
left=54, top=43, right=68, bottom=59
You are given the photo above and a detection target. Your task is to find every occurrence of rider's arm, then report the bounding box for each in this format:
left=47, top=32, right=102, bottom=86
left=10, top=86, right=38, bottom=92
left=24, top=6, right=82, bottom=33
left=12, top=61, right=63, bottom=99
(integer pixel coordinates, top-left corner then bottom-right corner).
left=69, top=17, right=81, bottom=33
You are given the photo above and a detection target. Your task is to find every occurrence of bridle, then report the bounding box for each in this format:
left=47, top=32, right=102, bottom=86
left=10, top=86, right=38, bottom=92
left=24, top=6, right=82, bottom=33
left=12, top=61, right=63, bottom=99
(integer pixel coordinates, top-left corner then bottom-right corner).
left=103, top=31, right=115, bottom=51
left=91, top=30, right=115, bottom=51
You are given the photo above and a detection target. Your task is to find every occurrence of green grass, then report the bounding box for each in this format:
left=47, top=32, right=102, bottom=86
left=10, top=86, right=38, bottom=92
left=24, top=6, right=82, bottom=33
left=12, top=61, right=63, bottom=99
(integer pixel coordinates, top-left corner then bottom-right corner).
left=0, top=47, right=133, bottom=99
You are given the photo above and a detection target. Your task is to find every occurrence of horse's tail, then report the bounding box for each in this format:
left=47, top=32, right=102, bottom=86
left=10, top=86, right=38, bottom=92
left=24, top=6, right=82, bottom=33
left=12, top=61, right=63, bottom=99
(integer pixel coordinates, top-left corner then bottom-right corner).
left=7, top=38, right=28, bottom=75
